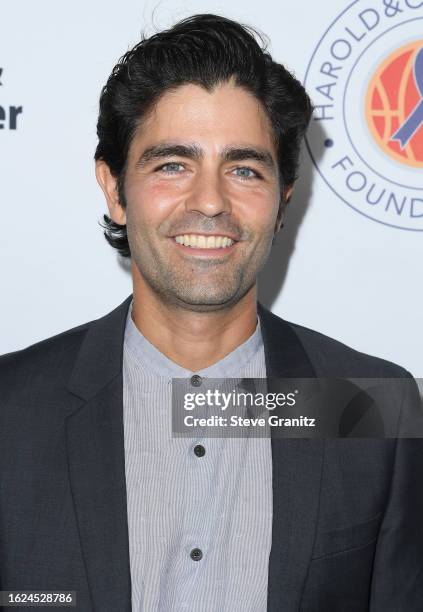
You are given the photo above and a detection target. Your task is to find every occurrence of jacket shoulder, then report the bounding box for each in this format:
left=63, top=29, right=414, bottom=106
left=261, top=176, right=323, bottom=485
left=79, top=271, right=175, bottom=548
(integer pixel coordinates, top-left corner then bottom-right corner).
left=258, top=302, right=412, bottom=378
left=287, top=318, right=411, bottom=378
left=0, top=294, right=132, bottom=402
left=0, top=319, right=92, bottom=400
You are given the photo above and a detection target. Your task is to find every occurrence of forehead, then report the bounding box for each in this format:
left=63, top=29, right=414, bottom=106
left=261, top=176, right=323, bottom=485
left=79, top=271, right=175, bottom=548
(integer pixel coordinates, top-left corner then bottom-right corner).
left=130, top=81, right=276, bottom=154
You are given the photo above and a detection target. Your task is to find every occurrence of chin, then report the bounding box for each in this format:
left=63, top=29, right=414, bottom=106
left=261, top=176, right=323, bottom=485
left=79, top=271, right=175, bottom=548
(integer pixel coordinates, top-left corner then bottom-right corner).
left=171, top=291, right=241, bottom=312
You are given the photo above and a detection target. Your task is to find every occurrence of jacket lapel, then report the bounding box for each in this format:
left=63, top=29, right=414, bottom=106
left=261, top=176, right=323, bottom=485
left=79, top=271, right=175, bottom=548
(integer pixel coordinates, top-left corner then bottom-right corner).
left=65, top=296, right=133, bottom=612
left=257, top=302, right=325, bottom=611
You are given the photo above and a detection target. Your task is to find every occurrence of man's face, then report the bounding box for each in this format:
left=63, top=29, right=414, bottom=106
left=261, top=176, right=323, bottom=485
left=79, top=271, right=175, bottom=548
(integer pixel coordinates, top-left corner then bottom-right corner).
left=116, top=81, right=282, bottom=311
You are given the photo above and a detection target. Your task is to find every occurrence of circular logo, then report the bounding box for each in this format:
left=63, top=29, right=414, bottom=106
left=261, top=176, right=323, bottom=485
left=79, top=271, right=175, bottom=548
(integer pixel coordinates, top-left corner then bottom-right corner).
left=305, top=0, right=423, bottom=231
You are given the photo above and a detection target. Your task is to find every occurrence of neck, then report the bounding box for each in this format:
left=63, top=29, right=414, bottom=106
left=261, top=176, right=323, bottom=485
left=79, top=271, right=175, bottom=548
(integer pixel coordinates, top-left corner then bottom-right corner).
left=130, top=266, right=258, bottom=372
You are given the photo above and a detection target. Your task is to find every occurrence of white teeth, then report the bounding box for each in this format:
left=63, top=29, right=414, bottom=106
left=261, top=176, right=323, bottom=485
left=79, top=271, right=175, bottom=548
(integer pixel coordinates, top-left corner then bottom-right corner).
left=173, top=234, right=235, bottom=249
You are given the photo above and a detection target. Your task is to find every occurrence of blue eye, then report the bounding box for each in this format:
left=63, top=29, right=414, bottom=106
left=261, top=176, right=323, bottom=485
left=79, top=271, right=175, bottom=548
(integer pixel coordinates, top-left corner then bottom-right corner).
left=159, top=162, right=184, bottom=173
left=234, top=167, right=259, bottom=179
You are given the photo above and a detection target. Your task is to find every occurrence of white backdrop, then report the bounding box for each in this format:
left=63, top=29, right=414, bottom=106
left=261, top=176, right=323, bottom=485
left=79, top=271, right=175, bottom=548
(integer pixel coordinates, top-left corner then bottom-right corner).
left=1, top=0, right=421, bottom=379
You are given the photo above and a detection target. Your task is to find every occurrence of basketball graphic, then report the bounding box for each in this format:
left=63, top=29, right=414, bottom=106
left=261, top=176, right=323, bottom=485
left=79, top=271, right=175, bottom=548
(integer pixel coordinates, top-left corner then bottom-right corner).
left=366, top=41, right=423, bottom=168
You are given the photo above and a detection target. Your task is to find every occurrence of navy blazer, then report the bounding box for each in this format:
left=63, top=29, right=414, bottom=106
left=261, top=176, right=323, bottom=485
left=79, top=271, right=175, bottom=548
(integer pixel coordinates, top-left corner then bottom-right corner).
left=0, top=295, right=422, bottom=611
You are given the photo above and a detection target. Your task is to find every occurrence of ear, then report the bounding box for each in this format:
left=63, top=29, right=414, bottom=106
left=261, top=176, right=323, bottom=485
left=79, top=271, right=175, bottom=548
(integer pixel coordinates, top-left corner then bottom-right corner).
left=95, top=160, right=126, bottom=225
left=274, top=184, right=294, bottom=233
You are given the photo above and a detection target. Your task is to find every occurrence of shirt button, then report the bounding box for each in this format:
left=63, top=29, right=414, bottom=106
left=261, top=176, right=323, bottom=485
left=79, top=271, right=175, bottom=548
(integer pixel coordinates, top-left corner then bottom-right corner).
left=190, top=548, right=203, bottom=561
left=194, top=444, right=206, bottom=457
left=191, top=374, right=202, bottom=387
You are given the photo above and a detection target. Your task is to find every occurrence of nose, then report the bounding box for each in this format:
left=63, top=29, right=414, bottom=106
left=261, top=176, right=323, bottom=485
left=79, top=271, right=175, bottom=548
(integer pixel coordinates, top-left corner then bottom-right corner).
left=184, top=168, right=231, bottom=217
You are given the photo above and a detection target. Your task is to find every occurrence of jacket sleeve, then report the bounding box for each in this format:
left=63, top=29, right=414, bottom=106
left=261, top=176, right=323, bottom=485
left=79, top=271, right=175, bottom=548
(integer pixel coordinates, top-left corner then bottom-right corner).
left=369, top=375, right=423, bottom=611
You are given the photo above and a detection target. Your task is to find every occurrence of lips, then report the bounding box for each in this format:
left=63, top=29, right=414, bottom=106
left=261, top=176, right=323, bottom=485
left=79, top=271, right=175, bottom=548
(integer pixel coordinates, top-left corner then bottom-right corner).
left=170, top=229, right=240, bottom=238
left=172, top=234, right=236, bottom=249
left=169, top=233, right=239, bottom=257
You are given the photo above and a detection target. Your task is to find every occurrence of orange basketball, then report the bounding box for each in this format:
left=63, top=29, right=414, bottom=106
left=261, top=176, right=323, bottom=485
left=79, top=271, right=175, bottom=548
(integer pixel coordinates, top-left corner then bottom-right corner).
left=366, top=40, right=423, bottom=168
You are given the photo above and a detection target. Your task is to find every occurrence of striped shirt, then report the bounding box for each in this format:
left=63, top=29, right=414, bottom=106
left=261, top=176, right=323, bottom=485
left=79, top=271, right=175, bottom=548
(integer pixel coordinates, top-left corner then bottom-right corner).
left=122, top=301, right=272, bottom=611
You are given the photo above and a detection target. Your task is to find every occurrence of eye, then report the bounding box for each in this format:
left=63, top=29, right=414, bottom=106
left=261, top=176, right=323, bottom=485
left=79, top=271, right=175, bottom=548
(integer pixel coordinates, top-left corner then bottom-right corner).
left=156, top=162, right=185, bottom=173
left=233, top=166, right=261, bottom=179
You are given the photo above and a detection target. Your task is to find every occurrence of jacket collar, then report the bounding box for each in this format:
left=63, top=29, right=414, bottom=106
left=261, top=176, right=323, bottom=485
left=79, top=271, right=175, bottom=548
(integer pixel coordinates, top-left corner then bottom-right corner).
left=257, top=301, right=316, bottom=378
left=67, top=295, right=133, bottom=400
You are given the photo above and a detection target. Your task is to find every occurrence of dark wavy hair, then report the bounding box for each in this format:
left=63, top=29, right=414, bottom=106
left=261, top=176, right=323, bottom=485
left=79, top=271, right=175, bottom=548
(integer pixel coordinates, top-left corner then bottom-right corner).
left=94, top=13, right=313, bottom=257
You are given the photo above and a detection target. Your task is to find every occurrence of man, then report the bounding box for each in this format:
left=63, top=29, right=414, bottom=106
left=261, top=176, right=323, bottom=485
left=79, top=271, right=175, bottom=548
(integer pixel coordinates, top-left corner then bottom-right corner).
left=0, top=13, right=422, bottom=612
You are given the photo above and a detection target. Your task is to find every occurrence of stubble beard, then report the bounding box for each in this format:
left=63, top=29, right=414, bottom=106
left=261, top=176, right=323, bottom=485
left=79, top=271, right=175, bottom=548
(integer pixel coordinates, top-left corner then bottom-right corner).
left=127, top=214, right=276, bottom=313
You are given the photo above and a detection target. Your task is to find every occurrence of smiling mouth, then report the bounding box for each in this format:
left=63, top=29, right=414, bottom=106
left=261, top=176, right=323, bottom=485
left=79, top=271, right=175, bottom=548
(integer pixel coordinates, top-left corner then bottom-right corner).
left=172, top=234, right=237, bottom=249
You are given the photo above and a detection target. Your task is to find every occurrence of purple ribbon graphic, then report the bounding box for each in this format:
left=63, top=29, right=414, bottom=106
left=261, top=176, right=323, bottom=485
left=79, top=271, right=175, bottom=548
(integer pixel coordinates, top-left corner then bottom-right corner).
left=391, top=47, right=423, bottom=149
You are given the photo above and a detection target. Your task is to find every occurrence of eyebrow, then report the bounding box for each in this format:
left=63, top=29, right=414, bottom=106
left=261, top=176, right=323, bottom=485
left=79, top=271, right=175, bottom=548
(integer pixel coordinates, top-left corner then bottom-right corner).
left=135, top=142, right=276, bottom=173
left=135, top=143, right=202, bottom=168
left=220, top=146, right=275, bottom=172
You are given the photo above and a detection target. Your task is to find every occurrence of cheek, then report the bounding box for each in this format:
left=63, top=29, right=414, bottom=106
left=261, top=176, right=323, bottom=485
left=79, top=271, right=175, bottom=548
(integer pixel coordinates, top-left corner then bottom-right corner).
left=148, top=180, right=187, bottom=212
left=126, top=179, right=185, bottom=226
left=231, top=186, right=279, bottom=231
